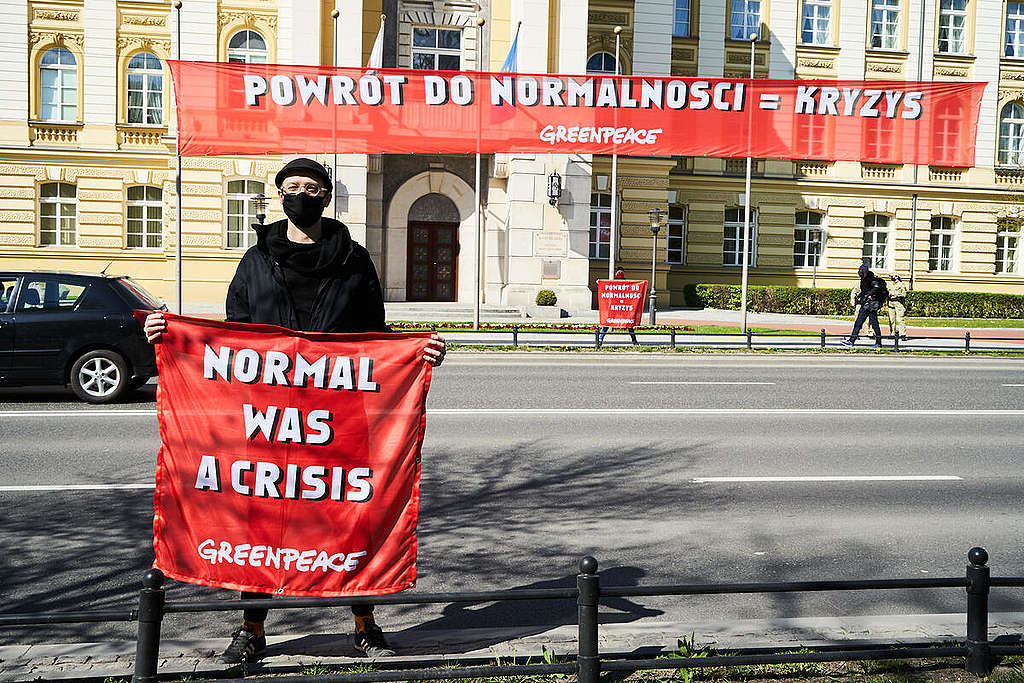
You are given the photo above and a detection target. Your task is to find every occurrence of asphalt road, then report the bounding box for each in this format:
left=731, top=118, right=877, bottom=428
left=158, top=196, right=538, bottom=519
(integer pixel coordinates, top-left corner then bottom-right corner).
left=2, top=354, right=1024, bottom=644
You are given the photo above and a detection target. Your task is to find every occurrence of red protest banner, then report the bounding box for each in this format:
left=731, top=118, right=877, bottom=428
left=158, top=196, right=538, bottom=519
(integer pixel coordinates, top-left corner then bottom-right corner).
left=168, top=61, right=985, bottom=166
left=152, top=314, right=432, bottom=597
left=598, top=279, right=647, bottom=327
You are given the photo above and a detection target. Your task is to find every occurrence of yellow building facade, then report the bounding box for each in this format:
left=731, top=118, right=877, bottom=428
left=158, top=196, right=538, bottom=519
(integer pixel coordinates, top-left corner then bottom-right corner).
left=1, top=0, right=1023, bottom=313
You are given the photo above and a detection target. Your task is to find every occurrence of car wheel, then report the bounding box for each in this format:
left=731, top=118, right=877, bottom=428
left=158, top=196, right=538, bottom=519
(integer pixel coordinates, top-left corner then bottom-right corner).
left=69, top=350, right=129, bottom=404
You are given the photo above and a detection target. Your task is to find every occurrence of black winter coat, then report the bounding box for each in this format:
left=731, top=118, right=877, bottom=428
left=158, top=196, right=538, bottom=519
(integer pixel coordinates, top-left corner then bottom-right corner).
left=857, top=273, right=889, bottom=310
left=225, top=218, right=389, bottom=333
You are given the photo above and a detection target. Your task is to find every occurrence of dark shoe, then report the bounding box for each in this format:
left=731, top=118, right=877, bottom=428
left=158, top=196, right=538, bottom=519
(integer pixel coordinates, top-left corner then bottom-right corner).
left=840, top=338, right=854, bottom=346
left=218, top=628, right=266, bottom=664
left=900, top=335, right=908, bottom=341
left=354, top=623, right=396, bottom=657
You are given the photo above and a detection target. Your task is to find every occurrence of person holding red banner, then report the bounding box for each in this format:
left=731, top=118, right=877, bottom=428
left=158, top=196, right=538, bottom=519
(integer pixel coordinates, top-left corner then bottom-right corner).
left=598, top=269, right=640, bottom=346
left=145, top=157, right=445, bottom=664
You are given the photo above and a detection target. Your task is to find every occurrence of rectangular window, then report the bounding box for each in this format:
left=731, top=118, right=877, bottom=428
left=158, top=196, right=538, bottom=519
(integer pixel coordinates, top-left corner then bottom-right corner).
left=226, top=180, right=264, bottom=249
left=666, top=205, right=686, bottom=264
left=412, top=27, right=462, bottom=70
left=674, top=0, right=691, bottom=37
left=1007, top=2, right=1024, bottom=57
left=863, top=214, right=890, bottom=270
left=589, top=192, right=612, bottom=260
left=937, top=0, right=967, bottom=54
left=928, top=216, right=956, bottom=272
left=730, top=0, right=761, bottom=40
left=127, top=186, right=163, bottom=249
left=794, top=212, right=824, bottom=267
left=0, top=278, right=18, bottom=312
left=870, top=0, right=900, bottom=50
left=723, top=207, right=757, bottom=266
left=801, top=0, right=831, bottom=45
left=39, top=182, right=76, bottom=247
left=996, top=219, right=1021, bottom=273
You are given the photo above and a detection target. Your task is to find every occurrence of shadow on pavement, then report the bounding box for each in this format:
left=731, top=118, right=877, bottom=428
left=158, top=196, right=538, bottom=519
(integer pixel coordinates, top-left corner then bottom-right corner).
left=0, top=383, right=156, bottom=405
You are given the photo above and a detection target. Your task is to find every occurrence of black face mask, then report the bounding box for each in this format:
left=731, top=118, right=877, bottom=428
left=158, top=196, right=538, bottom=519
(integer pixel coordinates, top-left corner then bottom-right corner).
left=281, top=192, right=325, bottom=228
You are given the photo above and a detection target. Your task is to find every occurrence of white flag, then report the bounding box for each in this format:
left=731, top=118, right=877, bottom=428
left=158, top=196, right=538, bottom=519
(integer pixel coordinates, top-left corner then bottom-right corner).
left=367, top=17, right=384, bottom=69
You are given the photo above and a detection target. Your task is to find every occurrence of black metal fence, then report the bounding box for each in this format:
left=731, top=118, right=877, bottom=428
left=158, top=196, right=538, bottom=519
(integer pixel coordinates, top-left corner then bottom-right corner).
left=405, top=326, right=1024, bottom=353
left=2, top=547, right=1024, bottom=683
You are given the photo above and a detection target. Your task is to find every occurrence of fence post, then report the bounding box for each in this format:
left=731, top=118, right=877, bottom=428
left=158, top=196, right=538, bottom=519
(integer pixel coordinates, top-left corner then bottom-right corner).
left=595, top=326, right=601, bottom=349
left=820, top=328, right=826, bottom=349
left=132, top=568, right=165, bottom=683
left=577, top=556, right=601, bottom=683
left=966, top=547, right=992, bottom=676
left=513, top=325, right=519, bottom=349
left=670, top=327, right=676, bottom=349
left=746, top=329, right=753, bottom=350
left=965, top=331, right=971, bottom=353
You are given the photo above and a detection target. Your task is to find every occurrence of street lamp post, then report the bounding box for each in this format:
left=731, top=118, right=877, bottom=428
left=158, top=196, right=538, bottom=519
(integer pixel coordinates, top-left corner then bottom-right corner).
left=253, top=194, right=268, bottom=226
left=739, top=31, right=758, bottom=333
left=647, top=207, right=664, bottom=326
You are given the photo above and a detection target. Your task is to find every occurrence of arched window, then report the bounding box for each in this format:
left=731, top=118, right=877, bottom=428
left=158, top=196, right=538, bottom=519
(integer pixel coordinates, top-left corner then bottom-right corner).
left=127, top=53, right=163, bottom=125
left=999, top=102, right=1024, bottom=166
left=863, top=214, right=890, bottom=270
left=39, top=182, right=77, bottom=246
left=40, top=47, right=77, bottom=122
left=586, top=52, right=617, bottom=74
left=227, top=30, right=268, bottom=64
left=127, top=186, right=163, bottom=248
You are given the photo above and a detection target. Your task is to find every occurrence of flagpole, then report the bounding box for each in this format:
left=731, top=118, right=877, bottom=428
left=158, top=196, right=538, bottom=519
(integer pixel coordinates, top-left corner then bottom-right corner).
left=740, top=32, right=757, bottom=333
left=473, top=17, right=485, bottom=331
left=174, top=0, right=183, bottom=314
left=331, top=7, right=339, bottom=222
left=609, top=25, right=621, bottom=280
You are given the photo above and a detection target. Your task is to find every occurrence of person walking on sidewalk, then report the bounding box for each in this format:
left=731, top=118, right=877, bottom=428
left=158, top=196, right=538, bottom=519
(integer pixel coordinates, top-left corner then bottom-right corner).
left=144, top=158, right=446, bottom=665
left=598, top=268, right=640, bottom=346
left=887, top=272, right=908, bottom=341
left=842, top=263, right=888, bottom=348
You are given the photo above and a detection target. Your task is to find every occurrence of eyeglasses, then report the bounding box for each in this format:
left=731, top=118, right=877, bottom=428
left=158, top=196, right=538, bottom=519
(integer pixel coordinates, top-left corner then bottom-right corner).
left=281, top=183, right=328, bottom=196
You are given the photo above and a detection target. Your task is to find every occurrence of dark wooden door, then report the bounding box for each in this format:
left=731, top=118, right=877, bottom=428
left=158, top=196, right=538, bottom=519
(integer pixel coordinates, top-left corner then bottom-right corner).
left=406, top=221, right=458, bottom=302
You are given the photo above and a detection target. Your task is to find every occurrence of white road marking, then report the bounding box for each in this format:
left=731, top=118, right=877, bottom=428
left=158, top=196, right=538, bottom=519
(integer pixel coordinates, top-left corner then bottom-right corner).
left=692, top=475, right=963, bottom=483
left=0, top=483, right=154, bottom=492
left=1002, top=384, right=1024, bottom=387
left=629, top=381, right=776, bottom=385
left=5, top=408, right=1024, bottom=417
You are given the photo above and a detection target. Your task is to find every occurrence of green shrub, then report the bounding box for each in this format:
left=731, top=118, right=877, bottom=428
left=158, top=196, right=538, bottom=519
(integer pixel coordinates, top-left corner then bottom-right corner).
left=535, top=289, right=557, bottom=306
left=689, top=284, right=1024, bottom=319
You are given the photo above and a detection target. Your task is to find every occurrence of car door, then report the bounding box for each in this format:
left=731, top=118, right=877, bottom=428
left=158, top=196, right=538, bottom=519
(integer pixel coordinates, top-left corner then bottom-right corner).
left=0, top=276, right=18, bottom=376
left=10, top=276, right=97, bottom=383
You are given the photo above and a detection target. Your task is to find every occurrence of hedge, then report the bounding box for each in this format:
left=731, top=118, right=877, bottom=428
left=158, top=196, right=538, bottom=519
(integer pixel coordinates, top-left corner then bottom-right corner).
left=684, top=283, right=1024, bottom=319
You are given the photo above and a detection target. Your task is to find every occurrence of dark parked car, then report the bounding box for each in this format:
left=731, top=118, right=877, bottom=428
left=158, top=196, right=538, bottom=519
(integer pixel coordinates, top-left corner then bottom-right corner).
left=0, top=271, right=165, bottom=403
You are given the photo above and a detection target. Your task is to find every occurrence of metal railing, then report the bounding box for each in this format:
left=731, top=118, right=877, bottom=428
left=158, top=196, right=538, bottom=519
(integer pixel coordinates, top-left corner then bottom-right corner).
left=1, top=547, right=1023, bottom=682
left=399, top=325, right=1024, bottom=353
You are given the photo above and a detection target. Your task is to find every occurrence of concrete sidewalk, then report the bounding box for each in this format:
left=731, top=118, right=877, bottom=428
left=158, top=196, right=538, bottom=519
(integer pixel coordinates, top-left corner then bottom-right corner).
left=4, top=613, right=1024, bottom=681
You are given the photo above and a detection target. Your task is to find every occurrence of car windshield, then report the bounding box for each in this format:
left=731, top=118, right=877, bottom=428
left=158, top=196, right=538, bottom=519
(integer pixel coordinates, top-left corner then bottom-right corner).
left=115, top=277, right=167, bottom=310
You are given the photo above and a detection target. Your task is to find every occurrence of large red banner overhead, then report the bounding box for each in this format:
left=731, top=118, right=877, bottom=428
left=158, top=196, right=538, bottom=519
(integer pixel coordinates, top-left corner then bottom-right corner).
left=598, top=279, right=648, bottom=327
left=169, top=60, right=985, bottom=166
left=152, top=314, right=433, bottom=597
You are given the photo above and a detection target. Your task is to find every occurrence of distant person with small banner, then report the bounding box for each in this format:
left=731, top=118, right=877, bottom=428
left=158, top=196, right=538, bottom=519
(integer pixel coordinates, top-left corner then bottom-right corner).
left=145, top=158, right=446, bottom=665
left=597, top=269, right=647, bottom=347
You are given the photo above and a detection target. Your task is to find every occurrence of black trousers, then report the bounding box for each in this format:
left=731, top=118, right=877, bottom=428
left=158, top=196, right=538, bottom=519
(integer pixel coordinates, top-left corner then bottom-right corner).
left=850, top=306, right=882, bottom=345
left=241, top=591, right=372, bottom=622
left=598, top=327, right=639, bottom=344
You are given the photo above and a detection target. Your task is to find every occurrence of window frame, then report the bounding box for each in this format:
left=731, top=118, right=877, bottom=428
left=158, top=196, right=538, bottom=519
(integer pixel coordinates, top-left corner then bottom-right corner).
left=937, top=0, right=968, bottom=55
left=411, top=26, right=463, bottom=71
left=869, top=0, right=901, bottom=50
left=126, top=52, right=164, bottom=126
left=673, top=0, right=692, bottom=38
left=126, top=185, right=163, bottom=249
left=225, top=179, right=265, bottom=250
left=38, top=182, right=77, bottom=248
left=999, top=101, right=1024, bottom=167
left=928, top=215, right=957, bottom=272
left=586, top=52, right=618, bottom=75
left=589, top=192, right=613, bottom=260
left=794, top=211, right=825, bottom=268
left=996, top=218, right=1022, bottom=274
left=39, top=47, right=78, bottom=123
left=226, top=30, right=268, bottom=64
left=800, top=0, right=832, bottom=46
left=862, top=213, right=892, bottom=271
left=723, top=207, right=758, bottom=267
left=666, top=205, right=686, bottom=265
left=729, top=0, right=763, bottom=41
left=1007, top=1, right=1024, bottom=58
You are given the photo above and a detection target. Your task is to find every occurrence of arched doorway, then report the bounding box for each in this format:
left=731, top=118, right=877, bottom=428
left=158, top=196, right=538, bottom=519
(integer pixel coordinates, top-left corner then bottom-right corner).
left=405, top=193, right=460, bottom=302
